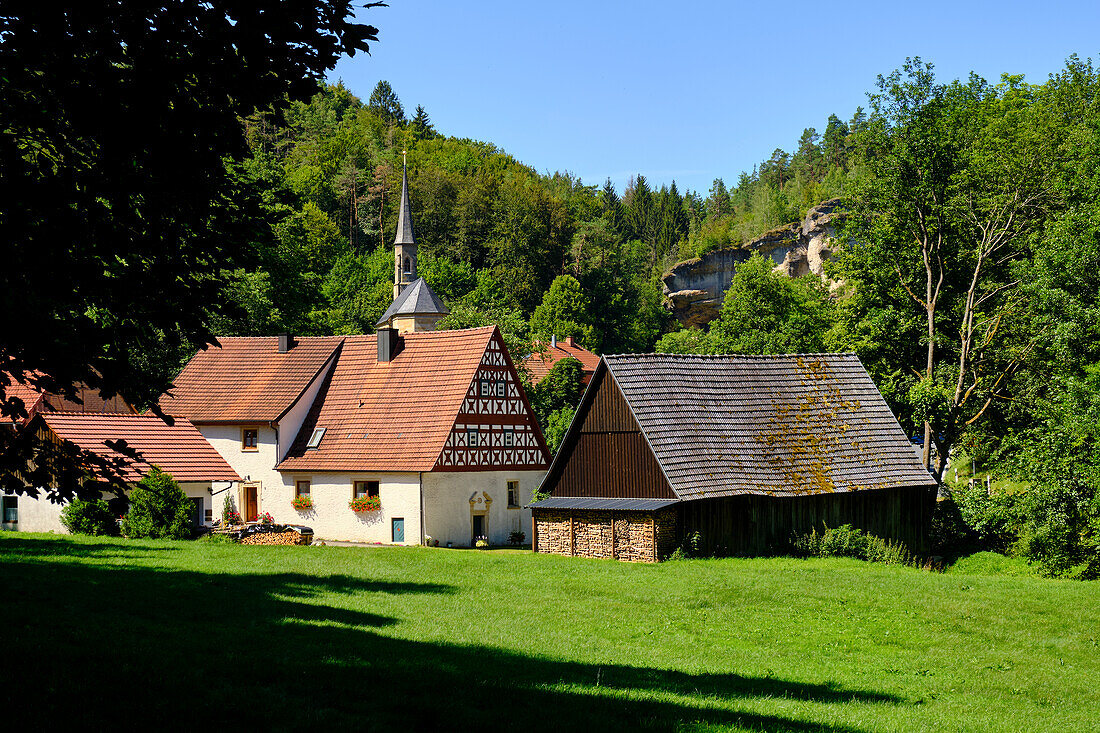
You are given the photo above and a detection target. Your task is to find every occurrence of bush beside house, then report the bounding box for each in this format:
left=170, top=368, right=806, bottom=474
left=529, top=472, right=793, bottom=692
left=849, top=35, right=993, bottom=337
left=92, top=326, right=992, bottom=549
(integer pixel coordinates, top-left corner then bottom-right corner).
left=60, top=498, right=118, bottom=536
left=121, top=467, right=194, bottom=540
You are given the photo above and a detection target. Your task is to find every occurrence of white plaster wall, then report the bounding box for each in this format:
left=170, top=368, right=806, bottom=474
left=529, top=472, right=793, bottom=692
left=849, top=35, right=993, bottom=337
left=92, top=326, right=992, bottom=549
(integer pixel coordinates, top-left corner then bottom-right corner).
left=5, top=490, right=65, bottom=532
left=421, top=470, right=543, bottom=547
left=269, top=472, right=422, bottom=544
left=179, top=482, right=214, bottom=526
left=277, top=355, right=338, bottom=462
left=5, top=481, right=212, bottom=533
left=198, top=424, right=280, bottom=518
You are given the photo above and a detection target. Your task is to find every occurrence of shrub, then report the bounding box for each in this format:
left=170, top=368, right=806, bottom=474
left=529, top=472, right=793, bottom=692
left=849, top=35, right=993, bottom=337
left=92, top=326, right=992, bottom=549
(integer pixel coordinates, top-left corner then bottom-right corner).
left=121, top=467, right=194, bottom=540
left=792, top=524, right=913, bottom=566
left=221, top=494, right=241, bottom=525
left=929, top=495, right=971, bottom=556
left=950, top=481, right=1022, bottom=553
left=1016, top=482, right=1100, bottom=580
left=61, top=498, right=117, bottom=536
left=508, top=530, right=526, bottom=546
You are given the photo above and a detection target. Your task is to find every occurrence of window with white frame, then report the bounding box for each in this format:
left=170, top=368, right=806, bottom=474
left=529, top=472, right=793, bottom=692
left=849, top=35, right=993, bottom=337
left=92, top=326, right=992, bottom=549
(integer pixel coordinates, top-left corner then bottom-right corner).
left=507, top=481, right=520, bottom=509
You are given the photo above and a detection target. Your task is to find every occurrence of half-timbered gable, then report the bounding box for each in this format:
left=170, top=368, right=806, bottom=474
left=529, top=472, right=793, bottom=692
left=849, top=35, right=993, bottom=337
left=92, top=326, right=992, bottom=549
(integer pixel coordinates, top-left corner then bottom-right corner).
left=437, top=331, right=548, bottom=471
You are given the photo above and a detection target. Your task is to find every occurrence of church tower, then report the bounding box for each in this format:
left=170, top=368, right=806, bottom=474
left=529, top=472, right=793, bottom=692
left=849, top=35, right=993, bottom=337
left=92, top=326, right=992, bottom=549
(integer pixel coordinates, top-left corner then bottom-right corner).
left=376, top=152, right=450, bottom=335
left=393, top=152, right=417, bottom=299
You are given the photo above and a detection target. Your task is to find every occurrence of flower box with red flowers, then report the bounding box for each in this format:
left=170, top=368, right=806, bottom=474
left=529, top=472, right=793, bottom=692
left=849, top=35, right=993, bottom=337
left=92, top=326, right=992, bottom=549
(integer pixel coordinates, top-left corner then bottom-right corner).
left=291, top=495, right=313, bottom=511
left=349, top=495, right=381, bottom=512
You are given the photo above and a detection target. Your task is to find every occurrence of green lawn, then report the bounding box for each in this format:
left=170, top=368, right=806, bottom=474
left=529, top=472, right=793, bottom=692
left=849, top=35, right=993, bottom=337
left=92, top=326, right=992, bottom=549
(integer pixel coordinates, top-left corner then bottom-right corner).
left=2, top=534, right=1098, bottom=731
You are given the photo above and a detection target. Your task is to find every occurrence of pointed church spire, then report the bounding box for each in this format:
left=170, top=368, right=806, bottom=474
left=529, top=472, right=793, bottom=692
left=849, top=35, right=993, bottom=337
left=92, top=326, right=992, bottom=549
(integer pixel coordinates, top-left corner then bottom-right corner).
left=392, top=151, right=418, bottom=299
left=393, top=150, right=415, bottom=246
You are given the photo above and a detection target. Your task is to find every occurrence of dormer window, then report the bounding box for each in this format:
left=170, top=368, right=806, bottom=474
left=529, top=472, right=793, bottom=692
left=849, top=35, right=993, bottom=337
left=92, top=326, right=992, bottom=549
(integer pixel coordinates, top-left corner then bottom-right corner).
left=306, top=427, right=326, bottom=449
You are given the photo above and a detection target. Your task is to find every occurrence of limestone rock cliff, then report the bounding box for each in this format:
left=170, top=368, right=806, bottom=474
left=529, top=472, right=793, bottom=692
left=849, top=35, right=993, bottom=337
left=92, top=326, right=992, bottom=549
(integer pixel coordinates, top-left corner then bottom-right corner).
left=662, top=199, right=843, bottom=328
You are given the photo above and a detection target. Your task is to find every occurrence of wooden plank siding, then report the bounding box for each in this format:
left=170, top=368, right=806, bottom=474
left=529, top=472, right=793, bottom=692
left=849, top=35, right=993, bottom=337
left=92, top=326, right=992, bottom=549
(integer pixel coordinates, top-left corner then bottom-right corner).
left=677, top=485, right=931, bottom=556
left=541, top=369, right=675, bottom=500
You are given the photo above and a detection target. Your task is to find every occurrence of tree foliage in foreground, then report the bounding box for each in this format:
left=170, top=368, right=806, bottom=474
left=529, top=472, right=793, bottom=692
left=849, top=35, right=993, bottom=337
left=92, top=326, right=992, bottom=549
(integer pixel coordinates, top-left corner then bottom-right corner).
left=0, top=2, right=379, bottom=496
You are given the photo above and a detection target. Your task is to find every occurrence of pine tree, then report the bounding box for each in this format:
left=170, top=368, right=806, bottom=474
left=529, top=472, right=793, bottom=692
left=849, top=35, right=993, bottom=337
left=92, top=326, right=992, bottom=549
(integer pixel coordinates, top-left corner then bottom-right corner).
left=822, top=113, right=850, bottom=170
left=600, top=178, right=625, bottom=234
left=628, top=174, right=653, bottom=246
left=667, top=181, right=689, bottom=244
left=411, top=104, right=435, bottom=140
left=368, top=80, right=405, bottom=125
left=708, top=178, right=730, bottom=218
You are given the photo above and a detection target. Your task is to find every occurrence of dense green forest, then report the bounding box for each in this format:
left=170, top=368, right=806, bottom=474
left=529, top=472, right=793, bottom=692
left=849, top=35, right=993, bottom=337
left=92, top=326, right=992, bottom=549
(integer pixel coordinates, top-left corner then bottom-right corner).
left=217, top=58, right=1100, bottom=579
left=221, top=77, right=865, bottom=355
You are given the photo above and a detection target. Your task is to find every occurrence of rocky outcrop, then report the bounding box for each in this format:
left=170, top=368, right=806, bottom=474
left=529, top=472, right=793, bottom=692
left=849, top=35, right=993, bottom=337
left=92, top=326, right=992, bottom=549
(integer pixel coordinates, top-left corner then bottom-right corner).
left=662, top=199, right=843, bottom=328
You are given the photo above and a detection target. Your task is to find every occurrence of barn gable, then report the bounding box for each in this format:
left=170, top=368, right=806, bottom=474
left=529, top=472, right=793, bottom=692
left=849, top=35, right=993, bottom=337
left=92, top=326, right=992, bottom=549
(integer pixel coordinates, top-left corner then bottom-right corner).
left=434, top=329, right=549, bottom=471
left=540, top=364, right=675, bottom=500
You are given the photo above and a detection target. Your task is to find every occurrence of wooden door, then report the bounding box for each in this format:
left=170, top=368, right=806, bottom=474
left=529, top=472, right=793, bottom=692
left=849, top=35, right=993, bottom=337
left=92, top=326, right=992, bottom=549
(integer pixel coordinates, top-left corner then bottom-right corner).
left=244, top=486, right=258, bottom=521
left=471, top=514, right=485, bottom=543
left=190, top=498, right=203, bottom=527
left=392, top=517, right=404, bottom=543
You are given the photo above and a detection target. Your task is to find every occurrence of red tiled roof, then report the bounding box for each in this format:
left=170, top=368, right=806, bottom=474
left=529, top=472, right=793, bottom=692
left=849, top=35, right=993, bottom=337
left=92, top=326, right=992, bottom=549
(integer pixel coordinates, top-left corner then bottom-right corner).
left=160, top=336, right=344, bottom=423
left=524, top=338, right=601, bottom=385
left=41, top=413, right=239, bottom=483
left=3, top=371, right=134, bottom=426
left=2, top=379, right=43, bottom=424
left=278, top=327, right=498, bottom=472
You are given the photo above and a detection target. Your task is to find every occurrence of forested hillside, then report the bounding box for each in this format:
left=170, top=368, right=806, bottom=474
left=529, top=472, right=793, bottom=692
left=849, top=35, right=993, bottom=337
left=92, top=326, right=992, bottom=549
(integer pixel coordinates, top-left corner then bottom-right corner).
left=222, top=78, right=865, bottom=355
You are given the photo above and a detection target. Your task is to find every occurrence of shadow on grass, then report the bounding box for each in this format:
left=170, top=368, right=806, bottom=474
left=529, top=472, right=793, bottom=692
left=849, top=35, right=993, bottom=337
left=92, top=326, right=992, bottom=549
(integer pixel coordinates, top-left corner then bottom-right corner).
left=0, top=535, right=181, bottom=558
left=0, top=539, right=903, bottom=732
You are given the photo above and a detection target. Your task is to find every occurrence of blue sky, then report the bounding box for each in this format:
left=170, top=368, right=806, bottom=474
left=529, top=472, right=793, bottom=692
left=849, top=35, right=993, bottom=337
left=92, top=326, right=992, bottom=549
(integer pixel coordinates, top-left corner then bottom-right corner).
left=329, top=1, right=1100, bottom=195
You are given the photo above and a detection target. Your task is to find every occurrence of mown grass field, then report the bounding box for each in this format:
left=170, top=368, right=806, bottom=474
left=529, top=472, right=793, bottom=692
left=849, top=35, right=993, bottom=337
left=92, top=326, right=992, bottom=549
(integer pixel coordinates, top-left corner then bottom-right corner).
left=2, top=533, right=1098, bottom=731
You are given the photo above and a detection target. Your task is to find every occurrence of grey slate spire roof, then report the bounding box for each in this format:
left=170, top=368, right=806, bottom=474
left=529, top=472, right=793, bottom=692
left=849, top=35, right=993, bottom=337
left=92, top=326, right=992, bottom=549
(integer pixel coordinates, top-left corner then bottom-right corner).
left=375, top=277, right=449, bottom=327
left=393, top=157, right=415, bottom=246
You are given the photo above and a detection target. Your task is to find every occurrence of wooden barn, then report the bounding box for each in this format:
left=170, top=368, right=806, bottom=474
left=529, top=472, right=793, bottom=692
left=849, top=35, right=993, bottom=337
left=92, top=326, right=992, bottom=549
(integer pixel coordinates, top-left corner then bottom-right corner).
left=530, top=353, right=937, bottom=561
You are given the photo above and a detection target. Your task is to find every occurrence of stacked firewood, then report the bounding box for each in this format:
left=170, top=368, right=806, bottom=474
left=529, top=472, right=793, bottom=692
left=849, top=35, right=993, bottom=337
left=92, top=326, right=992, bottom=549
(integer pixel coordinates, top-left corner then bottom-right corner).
left=240, top=529, right=310, bottom=546
left=535, top=509, right=673, bottom=562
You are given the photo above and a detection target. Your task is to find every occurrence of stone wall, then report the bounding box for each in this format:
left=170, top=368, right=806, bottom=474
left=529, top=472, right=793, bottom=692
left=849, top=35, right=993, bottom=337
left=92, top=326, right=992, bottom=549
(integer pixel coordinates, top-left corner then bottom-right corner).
left=663, top=198, right=843, bottom=328
left=533, top=508, right=678, bottom=562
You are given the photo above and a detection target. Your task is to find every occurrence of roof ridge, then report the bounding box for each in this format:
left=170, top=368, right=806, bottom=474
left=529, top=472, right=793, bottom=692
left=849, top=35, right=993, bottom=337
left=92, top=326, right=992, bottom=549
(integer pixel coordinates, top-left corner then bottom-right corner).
left=44, top=411, right=173, bottom=418
left=603, top=351, right=859, bottom=359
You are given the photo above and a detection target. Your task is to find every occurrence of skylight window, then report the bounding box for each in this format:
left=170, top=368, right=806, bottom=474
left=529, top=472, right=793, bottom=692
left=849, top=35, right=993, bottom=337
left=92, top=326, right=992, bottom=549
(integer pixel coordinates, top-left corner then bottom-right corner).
left=306, top=427, right=326, bottom=449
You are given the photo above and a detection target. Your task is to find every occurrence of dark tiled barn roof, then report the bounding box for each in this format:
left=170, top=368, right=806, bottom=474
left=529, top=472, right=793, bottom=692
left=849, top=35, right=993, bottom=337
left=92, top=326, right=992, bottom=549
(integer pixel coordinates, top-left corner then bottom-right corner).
left=603, top=353, right=934, bottom=499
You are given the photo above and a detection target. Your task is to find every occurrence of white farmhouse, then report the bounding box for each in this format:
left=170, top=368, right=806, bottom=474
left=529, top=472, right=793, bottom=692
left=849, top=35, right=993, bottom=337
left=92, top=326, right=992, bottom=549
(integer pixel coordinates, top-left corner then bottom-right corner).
left=158, top=160, right=550, bottom=545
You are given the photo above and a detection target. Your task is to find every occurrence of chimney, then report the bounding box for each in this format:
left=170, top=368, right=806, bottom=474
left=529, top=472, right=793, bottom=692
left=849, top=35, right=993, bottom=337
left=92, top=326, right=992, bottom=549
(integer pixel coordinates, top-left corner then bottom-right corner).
left=377, top=327, right=401, bottom=362
left=565, top=336, right=576, bottom=347
left=550, top=334, right=557, bottom=349
left=278, top=333, right=295, bottom=353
